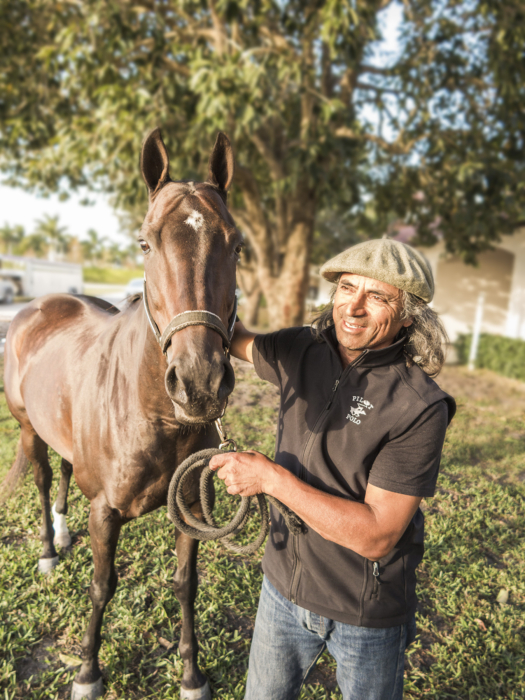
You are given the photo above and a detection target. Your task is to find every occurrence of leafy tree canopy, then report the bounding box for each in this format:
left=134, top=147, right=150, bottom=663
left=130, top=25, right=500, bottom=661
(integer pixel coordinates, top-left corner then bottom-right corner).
left=1, top=0, right=523, bottom=324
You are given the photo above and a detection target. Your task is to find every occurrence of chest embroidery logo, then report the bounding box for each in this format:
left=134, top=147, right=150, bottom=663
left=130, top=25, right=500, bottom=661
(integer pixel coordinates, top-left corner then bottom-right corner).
left=346, top=396, right=374, bottom=425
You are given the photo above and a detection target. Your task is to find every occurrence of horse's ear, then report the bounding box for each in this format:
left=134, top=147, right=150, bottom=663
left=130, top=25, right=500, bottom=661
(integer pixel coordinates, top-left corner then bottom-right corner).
left=141, top=128, right=170, bottom=196
left=207, top=132, right=234, bottom=194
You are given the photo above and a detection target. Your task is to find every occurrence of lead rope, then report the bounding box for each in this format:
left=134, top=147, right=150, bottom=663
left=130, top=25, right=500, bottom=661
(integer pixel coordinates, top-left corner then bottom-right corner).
left=167, top=419, right=306, bottom=555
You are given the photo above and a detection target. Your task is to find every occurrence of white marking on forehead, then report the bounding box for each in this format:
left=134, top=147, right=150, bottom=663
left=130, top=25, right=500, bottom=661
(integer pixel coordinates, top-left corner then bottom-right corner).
left=185, top=210, right=204, bottom=231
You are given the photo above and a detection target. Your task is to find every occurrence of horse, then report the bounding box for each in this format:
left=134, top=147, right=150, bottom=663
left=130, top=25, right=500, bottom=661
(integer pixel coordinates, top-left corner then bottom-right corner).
left=2, top=128, right=241, bottom=700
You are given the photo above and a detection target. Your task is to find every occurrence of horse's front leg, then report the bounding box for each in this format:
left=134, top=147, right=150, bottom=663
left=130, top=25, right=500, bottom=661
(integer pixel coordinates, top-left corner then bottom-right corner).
left=174, top=501, right=211, bottom=700
left=72, top=494, right=122, bottom=700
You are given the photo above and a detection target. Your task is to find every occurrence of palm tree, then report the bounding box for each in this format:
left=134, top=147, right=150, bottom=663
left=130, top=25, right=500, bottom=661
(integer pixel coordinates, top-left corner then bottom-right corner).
left=19, top=233, right=47, bottom=258
left=33, top=214, right=71, bottom=261
left=0, top=223, right=25, bottom=255
left=81, top=228, right=106, bottom=264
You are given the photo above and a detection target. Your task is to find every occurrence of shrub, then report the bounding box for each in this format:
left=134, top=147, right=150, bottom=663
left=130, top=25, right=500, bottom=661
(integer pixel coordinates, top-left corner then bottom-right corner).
left=455, top=333, right=525, bottom=381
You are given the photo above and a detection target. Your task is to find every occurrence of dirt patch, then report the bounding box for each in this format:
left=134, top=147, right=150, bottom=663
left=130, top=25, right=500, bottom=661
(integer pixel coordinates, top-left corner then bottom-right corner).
left=436, top=365, right=525, bottom=411
left=229, top=357, right=280, bottom=409
left=307, top=658, right=339, bottom=692
left=16, top=635, right=56, bottom=682
left=223, top=607, right=255, bottom=641
left=1, top=533, right=27, bottom=548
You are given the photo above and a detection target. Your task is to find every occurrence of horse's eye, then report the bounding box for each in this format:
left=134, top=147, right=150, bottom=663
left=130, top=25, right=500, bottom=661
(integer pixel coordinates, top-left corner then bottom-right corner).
left=235, top=244, right=243, bottom=256
left=139, top=240, right=150, bottom=253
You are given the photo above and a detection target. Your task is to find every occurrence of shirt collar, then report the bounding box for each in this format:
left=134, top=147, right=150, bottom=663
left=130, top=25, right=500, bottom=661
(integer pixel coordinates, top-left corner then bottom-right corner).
left=321, top=325, right=407, bottom=369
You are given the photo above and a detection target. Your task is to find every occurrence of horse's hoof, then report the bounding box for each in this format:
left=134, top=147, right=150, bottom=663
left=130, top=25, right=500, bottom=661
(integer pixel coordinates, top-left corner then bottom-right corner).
left=71, top=678, right=104, bottom=700
left=180, top=680, right=212, bottom=700
left=38, top=556, right=59, bottom=575
left=53, top=502, right=72, bottom=548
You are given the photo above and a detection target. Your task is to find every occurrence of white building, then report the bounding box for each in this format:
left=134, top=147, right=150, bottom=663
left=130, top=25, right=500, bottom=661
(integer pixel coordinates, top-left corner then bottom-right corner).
left=408, top=229, right=525, bottom=342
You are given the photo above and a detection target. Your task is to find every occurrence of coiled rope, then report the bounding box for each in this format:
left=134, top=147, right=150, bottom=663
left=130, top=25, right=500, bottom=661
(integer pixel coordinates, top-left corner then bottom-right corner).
left=167, top=447, right=306, bottom=555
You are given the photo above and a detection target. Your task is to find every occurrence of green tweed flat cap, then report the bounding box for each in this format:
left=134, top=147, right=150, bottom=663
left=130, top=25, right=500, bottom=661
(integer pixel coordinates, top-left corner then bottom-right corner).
left=320, top=238, right=434, bottom=302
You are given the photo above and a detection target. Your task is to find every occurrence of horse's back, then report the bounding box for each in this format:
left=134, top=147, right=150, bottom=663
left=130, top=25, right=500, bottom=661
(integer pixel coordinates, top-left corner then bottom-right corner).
left=8, top=293, right=118, bottom=350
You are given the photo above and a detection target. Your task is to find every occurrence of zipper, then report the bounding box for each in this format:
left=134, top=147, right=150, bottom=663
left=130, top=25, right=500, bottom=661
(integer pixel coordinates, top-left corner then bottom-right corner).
left=371, top=561, right=381, bottom=599
left=325, top=379, right=340, bottom=411
left=288, top=350, right=370, bottom=606
left=288, top=535, right=302, bottom=604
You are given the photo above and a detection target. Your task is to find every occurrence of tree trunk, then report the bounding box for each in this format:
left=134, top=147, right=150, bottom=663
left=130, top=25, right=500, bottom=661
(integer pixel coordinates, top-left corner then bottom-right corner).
left=237, top=260, right=262, bottom=326
left=233, top=167, right=316, bottom=331
left=257, top=218, right=314, bottom=331
left=242, top=288, right=262, bottom=326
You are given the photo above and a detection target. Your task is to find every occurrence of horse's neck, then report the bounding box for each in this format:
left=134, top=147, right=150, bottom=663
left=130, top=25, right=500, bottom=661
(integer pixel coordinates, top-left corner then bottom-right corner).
left=123, top=300, right=179, bottom=426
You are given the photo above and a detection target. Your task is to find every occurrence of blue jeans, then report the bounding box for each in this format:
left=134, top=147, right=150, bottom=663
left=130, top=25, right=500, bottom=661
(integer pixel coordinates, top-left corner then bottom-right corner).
left=245, top=576, right=415, bottom=700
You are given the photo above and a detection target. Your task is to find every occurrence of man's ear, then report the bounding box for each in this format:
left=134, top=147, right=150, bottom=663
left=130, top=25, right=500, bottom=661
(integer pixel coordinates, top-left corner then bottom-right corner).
left=207, top=132, right=234, bottom=194
left=141, top=128, right=170, bottom=196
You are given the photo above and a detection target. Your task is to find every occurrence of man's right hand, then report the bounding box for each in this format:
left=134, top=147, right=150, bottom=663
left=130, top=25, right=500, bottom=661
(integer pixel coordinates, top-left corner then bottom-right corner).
left=230, top=319, right=256, bottom=363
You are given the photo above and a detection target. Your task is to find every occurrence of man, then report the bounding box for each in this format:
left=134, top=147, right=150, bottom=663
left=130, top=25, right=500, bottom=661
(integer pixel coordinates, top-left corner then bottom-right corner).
left=210, top=239, right=456, bottom=700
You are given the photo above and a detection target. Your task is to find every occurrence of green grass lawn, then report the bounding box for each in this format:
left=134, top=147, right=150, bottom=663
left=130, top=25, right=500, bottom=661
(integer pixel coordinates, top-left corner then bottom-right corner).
left=82, top=267, right=144, bottom=285
left=0, top=358, right=524, bottom=700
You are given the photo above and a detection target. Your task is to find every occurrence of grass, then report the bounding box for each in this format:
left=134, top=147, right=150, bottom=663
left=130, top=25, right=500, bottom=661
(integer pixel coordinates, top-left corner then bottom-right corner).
left=1, top=358, right=524, bottom=699
left=82, top=267, right=144, bottom=285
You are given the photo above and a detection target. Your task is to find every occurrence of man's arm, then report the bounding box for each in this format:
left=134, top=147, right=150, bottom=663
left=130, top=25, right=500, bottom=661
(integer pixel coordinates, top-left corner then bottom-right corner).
left=209, top=451, right=421, bottom=560
left=230, top=319, right=256, bottom=364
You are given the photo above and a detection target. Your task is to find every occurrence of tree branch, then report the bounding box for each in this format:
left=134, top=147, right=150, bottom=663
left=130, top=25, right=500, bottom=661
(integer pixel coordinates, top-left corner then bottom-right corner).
left=360, top=64, right=394, bottom=75
left=355, top=82, right=401, bottom=95
left=335, top=126, right=426, bottom=155
left=250, top=133, right=285, bottom=181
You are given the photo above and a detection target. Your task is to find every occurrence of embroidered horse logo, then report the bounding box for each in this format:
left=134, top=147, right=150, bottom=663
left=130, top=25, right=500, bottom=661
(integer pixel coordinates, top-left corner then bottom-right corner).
left=346, top=396, right=374, bottom=425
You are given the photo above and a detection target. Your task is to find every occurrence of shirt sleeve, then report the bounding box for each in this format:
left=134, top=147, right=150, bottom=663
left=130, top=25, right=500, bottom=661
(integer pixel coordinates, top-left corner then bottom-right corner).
left=367, top=400, right=449, bottom=498
left=253, top=327, right=306, bottom=388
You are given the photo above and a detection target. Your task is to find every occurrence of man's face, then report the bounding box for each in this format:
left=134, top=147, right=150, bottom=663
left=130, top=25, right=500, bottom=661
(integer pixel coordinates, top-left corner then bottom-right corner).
left=332, top=273, right=413, bottom=366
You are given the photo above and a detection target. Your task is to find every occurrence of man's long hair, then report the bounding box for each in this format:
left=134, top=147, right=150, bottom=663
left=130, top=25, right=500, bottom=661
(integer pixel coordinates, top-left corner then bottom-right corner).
left=312, top=282, right=448, bottom=378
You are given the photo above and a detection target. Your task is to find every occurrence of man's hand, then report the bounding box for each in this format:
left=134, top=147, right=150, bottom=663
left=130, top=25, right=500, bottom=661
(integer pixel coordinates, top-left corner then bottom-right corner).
left=209, top=450, right=281, bottom=497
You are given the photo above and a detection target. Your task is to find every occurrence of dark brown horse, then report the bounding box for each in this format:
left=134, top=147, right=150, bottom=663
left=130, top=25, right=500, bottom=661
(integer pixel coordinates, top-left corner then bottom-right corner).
left=3, top=129, right=241, bottom=700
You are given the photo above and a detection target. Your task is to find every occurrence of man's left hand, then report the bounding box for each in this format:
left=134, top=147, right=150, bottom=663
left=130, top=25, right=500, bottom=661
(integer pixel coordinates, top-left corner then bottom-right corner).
left=209, top=451, right=278, bottom=497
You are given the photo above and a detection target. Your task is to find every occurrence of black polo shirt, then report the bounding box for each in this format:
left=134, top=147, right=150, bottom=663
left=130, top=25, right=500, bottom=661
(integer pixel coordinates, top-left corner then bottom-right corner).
left=253, top=326, right=456, bottom=627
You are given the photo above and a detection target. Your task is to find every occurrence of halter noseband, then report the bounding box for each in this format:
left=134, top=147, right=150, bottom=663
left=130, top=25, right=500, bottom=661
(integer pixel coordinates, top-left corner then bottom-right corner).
left=142, top=276, right=238, bottom=356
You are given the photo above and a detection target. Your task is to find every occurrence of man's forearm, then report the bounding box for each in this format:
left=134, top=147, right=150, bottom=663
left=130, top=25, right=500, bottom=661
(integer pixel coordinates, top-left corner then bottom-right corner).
left=266, top=465, right=389, bottom=560
left=210, top=451, right=421, bottom=561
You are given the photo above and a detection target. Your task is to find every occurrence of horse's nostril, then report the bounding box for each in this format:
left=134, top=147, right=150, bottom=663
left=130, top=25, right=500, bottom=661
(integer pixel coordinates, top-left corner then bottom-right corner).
left=218, top=359, right=235, bottom=401
left=165, top=364, right=178, bottom=399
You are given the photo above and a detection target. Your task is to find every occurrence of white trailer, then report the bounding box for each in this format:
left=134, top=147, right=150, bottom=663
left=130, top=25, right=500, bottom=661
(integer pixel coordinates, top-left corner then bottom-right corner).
left=0, top=256, right=83, bottom=297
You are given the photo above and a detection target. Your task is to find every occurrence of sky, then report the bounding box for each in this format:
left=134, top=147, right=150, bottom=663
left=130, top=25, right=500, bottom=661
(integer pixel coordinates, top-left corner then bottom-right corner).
left=0, top=2, right=402, bottom=246
left=0, top=185, right=126, bottom=245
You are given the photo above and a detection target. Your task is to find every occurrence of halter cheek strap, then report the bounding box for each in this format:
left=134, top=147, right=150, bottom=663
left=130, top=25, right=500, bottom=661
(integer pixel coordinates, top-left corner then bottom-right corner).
left=142, top=276, right=238, bottom=356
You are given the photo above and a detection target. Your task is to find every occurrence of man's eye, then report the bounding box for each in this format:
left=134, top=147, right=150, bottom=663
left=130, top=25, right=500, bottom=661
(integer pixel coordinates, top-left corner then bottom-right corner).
left=139, top=240, right=150, bottom=253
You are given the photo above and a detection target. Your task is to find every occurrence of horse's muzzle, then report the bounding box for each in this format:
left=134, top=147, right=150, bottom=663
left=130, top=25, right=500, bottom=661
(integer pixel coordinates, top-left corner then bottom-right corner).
left=164, top=352, right=235, bottom=423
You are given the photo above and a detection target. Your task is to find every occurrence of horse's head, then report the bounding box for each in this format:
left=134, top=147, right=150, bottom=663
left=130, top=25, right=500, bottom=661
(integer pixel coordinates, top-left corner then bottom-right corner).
left=139, top=129, right=241, bottom=425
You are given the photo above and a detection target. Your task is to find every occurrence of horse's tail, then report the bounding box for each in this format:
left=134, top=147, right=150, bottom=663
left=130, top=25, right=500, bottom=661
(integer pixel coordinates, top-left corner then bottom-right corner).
left=0, top=437, right=30, bottom=504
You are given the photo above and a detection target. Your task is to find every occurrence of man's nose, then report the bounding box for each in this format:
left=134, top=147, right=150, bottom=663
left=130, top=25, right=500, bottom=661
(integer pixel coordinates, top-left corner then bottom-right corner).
left=345, top=292, right=367, bottom=316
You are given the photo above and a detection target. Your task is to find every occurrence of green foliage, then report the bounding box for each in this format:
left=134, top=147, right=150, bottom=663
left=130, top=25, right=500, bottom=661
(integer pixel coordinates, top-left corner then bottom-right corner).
left=455, top=333, right=525, bottom=381
left=83, top=266, right=143, bottom=284
left=1, top=0, right=523, bottom=264
left=0, top=223, right=25, bottom=255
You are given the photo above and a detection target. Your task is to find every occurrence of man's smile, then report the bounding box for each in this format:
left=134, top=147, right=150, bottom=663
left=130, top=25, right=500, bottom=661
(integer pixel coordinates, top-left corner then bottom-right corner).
left=342, top=320, right=366, bottom=332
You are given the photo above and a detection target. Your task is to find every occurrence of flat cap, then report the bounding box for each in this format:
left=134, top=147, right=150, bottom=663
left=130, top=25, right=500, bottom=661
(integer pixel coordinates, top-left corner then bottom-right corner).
left=320, top=238, right=434, bottom=302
